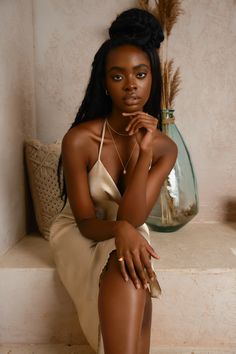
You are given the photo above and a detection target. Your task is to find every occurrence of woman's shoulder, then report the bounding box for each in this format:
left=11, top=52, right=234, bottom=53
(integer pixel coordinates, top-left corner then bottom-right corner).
left=62, top=118, right=105, bottom=150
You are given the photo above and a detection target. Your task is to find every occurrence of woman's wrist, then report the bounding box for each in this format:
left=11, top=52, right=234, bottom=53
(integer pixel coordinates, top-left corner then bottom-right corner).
left=138, top=147, right=152, bottom=164
left=112, top=220, right=131, bottom=238
left=139, top=146, right=152, bottom=155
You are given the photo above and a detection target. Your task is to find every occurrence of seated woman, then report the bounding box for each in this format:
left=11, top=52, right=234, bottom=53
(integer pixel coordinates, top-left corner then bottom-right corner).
left=50, top=8, right=177, bottom=354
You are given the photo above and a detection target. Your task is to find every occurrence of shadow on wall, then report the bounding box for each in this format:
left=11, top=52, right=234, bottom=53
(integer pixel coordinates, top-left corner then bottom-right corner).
left=223, top=198, right=236, bottom=224
left=24, top=151, right=38, bottom=234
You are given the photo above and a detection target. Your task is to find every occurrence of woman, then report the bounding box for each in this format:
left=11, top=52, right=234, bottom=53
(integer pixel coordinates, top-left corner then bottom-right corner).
left=50, top=8, right=177, bottom=354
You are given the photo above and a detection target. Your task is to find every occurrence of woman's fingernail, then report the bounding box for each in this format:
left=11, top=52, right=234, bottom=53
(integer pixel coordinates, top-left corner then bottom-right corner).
left=136, top=283, right=141, bottom=289
left=144, top=283, right=148, bottom=289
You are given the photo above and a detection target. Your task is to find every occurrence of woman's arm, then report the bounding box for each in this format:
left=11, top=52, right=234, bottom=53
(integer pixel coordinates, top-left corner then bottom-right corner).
left=117, top=113, right=178, bottom=227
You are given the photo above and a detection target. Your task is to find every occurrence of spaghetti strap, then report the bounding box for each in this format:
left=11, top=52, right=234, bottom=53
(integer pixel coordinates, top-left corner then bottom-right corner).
left=98, top=120, right=107, bottom=161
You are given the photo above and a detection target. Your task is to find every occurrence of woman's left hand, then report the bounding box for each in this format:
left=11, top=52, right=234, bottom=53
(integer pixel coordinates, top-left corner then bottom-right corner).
left=123, top=111, right=158, bottom=151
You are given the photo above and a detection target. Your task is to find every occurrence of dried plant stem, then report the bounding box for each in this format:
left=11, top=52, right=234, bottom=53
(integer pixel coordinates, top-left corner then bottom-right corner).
left=138, top=0, right=149, bottom=11
left=151, top=0, right=183, bottom=109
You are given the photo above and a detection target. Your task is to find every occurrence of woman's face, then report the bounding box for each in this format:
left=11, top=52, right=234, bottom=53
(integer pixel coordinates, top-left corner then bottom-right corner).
left=105, top=44, right=152, bottom=114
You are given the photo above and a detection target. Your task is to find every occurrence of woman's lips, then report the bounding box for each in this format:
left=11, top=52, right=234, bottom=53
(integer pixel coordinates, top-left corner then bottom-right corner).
left=123, top=95, right=141, bottom=105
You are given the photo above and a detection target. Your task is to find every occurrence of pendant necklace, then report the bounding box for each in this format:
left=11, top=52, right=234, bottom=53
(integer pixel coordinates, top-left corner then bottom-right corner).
left=106, top=119, right=129, bottom=136
left=106, top=120, right=137, bottom=175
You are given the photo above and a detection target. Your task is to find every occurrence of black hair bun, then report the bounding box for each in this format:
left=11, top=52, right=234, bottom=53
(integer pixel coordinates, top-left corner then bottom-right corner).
left=109, top=8, right=164, bottom=49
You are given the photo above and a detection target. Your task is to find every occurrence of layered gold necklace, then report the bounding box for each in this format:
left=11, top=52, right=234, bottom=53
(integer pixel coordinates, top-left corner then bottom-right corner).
left=106, top=119, right=137, bottom=175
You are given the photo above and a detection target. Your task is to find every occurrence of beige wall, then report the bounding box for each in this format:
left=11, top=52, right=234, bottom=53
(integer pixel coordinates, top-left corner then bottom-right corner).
left=0, top=0, right=36, bottom=255
left=33, top=0, right=236, bottom=222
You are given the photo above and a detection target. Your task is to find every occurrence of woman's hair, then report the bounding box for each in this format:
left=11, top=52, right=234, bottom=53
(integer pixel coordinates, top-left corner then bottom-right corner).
left=58, top=8, right=164, bottom=204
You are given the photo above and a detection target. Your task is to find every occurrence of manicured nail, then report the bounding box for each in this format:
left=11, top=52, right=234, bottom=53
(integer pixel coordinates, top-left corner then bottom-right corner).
left=125, top=276, right=128, bottom=282
left=136, top=283, right=141, bottom=289
left=144, top=283, right=148, bottom=289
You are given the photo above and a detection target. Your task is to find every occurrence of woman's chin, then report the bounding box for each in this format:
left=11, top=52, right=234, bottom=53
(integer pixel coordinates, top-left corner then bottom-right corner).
left=121, top=104, right=144, bottom=113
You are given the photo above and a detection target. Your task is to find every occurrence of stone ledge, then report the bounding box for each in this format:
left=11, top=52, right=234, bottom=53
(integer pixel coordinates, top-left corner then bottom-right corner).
left=1, top=223, right=236, bottom=347
left=150, top=222, right=236, bottom=271
left=1, top=222, right=236, bottom=271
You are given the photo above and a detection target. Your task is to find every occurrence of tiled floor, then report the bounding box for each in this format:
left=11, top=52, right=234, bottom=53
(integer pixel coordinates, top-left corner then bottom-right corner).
left=0, top=344, right=236, bottom=354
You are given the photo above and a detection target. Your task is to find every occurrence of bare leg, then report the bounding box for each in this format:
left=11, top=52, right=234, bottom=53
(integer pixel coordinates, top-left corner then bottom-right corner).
left=138, top=290, right=152, bottom=354
left=98, top=251, right=152, bottom=354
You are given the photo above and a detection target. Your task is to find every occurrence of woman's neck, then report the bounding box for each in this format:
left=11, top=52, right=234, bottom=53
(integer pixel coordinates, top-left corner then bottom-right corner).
left=107, top=111, right=128, bottom=135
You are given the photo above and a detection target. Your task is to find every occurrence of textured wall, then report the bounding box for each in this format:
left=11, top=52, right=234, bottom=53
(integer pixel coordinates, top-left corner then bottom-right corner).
left=0, top=0, right=36, bottom=255
left=169, top=0, right=236, bottom=222
left=33, top=0, right=236, bottom=222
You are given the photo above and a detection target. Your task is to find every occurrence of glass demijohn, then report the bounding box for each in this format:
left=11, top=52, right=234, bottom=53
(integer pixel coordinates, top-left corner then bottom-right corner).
left=147, top=109, right=199, bottom=232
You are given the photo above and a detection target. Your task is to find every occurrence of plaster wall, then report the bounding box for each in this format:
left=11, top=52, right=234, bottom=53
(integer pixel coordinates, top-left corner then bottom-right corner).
left=0, top=0, right=36, bottom=255
left=34, top=0, right=236, bottom=222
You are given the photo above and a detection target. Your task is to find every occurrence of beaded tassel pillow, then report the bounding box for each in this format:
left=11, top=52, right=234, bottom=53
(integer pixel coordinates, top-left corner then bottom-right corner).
left=25, top=139, right=64, bottom=240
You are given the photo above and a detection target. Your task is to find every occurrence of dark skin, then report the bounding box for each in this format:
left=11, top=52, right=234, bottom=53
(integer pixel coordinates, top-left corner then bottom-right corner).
left=62, top=44, right=177, bottom=354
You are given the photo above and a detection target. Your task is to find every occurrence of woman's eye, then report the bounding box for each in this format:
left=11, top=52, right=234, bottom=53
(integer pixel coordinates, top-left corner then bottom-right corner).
left=136, top=72, right=147, bottom=79
left=112, top=74, right=123, bottom=81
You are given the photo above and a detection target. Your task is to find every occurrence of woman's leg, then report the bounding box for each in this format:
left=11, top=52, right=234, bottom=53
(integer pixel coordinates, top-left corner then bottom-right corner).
left=138, top=289, right=152, bottom=354
left=98, top=251, right=152, bottom=354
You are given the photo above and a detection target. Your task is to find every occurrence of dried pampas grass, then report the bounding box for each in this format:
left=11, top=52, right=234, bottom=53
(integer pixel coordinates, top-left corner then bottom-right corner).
left=139, top=0, right=150, bottom=11
left=138, top=0, right=183, bottom=109
left=162, top=59, right=181, bottom=109
left=155, top=0, right=184, bottom=38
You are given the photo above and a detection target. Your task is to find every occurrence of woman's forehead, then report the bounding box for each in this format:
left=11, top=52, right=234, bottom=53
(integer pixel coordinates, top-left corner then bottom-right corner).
left=105, top=44, right=150, bottom=69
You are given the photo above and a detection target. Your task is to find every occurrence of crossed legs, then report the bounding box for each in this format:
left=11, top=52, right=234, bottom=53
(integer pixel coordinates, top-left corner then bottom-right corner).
left=98, top=251, right=152, bottom=354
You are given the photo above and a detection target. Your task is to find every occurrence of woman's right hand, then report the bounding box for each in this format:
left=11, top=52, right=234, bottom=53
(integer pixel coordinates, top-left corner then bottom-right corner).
left=113, top=220, right=159, bottom=289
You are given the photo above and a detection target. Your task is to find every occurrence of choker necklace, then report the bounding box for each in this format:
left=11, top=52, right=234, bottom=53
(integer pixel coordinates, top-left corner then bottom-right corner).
left=107, top=121, right=137, bottom=174
left=106, top=119, right=129, bottom=136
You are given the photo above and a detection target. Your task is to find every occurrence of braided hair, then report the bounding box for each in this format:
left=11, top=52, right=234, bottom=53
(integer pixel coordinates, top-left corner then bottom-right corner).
left=58, top=8, right=164, bottom=204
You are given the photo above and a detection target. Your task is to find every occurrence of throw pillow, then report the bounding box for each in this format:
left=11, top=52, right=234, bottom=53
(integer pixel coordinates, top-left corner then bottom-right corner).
left=25, top=139, right=64, bottom=240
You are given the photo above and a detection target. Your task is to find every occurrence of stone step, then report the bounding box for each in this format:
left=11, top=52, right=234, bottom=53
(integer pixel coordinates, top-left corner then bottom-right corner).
left=0, top=344, right=235, bottom=354
left=0, top=223, right=236, bottom=349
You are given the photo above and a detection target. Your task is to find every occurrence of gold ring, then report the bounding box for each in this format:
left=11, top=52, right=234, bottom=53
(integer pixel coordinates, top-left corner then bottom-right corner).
left=118, top=257, right=124, bottom=262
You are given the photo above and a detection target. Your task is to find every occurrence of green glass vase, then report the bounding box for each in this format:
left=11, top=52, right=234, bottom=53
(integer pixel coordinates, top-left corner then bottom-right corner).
left=147, top=109, right=199, bottom=232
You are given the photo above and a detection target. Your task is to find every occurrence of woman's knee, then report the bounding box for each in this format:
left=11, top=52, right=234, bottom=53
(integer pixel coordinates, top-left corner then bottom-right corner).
left=99, top=250, right=148, bottom=299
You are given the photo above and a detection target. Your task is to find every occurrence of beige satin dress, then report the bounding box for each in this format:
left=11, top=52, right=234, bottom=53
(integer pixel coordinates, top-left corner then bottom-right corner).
left=49, top=120, right=161, bottom=354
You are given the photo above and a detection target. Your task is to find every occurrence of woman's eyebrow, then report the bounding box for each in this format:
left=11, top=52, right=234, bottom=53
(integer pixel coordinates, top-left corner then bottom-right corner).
left=107, top=64, right=150, bottom=73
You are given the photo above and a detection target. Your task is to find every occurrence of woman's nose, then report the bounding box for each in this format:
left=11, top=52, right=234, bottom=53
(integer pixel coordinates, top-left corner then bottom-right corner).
left=124, top=77, right=137, bottom=91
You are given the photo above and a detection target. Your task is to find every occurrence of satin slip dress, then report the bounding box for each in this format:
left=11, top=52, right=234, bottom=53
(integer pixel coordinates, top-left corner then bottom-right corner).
left=49, top=119, right=161, bottom=354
